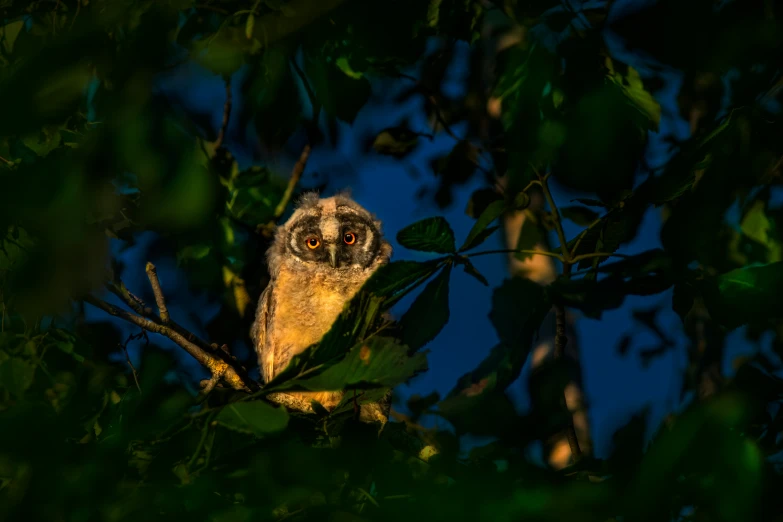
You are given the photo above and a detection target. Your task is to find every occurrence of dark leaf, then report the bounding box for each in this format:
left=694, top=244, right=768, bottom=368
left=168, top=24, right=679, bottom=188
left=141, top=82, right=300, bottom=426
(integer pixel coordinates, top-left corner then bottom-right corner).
left=372, top=126, right=423, bottom=157
left=215, top=401, right=290, bottom=436
left=400, top=264, right=452, bottom=351
left=573, top=198, right=608, bottom=208
left=701, top=262, right=783, bottom=330
left=305, top=53, right=371, bottom=123
left=397, top=217, right=456, bottom=253
left=460, top=200, right=505, bottom=252
left=460, top=258, right=489, bottom=286
left=672, top=282, right=696, bottom=323
left=465, top=188, right=503, bottom=219
left=0, top=356, right=36, bottom=397
left=560, top=205, right=600, bottom=227
left=624, top=393, right=762, bottom=522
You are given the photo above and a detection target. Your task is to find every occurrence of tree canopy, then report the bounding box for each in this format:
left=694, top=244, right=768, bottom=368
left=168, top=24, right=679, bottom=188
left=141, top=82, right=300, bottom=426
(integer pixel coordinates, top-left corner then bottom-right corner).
left=1, top=1, right=783, bottom=521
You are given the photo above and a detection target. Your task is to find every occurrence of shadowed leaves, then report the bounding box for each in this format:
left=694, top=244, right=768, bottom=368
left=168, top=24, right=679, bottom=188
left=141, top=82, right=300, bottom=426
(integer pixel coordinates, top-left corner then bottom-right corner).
left=400, top=264, right=452, bottom=351
left=215, top=401, right=290, bottom=436
left=397, top=217, right=456, bottom=253
left=701, top=261, right=783, bottom=330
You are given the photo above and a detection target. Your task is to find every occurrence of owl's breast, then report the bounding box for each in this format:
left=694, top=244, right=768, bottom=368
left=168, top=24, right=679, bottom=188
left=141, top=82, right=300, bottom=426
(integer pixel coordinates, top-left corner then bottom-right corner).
left=269, top=265, right=370, bottom=356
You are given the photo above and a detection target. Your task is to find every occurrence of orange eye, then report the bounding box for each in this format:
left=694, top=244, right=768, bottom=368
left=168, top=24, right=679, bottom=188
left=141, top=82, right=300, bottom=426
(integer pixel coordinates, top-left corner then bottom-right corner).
left=305, top=237, right=321, bottom=249
left=343, top=232, right=357, bottom=245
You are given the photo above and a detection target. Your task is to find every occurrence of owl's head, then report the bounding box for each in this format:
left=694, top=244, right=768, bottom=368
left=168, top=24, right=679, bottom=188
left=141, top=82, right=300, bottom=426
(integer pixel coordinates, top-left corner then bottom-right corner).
left=267, top=192, right=392, bottom=276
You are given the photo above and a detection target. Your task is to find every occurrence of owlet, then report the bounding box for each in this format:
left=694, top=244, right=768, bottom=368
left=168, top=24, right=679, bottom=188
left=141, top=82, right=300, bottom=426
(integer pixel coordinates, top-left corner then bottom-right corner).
left=251, top=192, right=392, bottom=414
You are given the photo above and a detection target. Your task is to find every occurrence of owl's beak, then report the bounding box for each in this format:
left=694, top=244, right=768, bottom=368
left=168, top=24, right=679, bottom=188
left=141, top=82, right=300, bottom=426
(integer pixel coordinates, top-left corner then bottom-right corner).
left=327, top=244, right=339, bottom=268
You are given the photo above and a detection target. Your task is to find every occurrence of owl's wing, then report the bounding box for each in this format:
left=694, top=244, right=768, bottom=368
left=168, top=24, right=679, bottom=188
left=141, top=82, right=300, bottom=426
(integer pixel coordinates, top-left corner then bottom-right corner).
left=250, top=282, right=275, bottom=384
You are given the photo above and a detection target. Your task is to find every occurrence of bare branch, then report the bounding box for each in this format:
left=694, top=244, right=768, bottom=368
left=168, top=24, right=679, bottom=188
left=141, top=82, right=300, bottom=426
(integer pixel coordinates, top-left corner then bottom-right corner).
left=120, top=329, right=145, bottom=393
left=266, top=392, right=315, bottom=413
left=106, top=280, right=155, bottom=319
left=145, top=262, right=170, bottom=323
left=274, top=144, right=312, bottom=220
left=83, top=294, right=256, bottom=393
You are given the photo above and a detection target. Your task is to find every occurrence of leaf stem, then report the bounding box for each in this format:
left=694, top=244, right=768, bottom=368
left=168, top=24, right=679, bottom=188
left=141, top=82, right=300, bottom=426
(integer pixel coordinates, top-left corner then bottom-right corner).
left=532, top=165, right=571, bottom=263
left=571, top=252, right=630, bottom=263
left=465, top=249, right=565, bottom=261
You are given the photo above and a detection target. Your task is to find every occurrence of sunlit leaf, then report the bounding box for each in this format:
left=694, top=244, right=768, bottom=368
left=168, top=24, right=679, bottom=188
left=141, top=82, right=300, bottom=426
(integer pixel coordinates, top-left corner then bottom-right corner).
left=291, top=336, right=427, bottom=392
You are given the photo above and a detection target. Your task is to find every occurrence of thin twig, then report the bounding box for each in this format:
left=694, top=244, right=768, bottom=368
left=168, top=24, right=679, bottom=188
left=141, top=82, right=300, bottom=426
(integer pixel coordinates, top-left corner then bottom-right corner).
left=0, top=155, right=13, bottom=166
left=465, top=248, right=565, bottom=261
left=119, top=329, right=145, bottom=393
left=290, top=58, right=320, bottom=126
left=188, top=412, right=216, bottom=470
left=273, top=144, right=311, bottom=220
left=533, top=165, right=572, bottom=263
left=571, top=252, right=630, bottom=263
left=213, top=76, right=232, bottom=150
left=145, top=262, right=170, bottom=323
left=569, top=216, right=603, bottom=259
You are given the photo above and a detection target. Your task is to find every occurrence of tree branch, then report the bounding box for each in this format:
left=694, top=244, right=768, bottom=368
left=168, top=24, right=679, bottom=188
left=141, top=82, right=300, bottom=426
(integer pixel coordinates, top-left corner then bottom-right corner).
left=145, top=262, right=170, bottom=323
left=535, top=167, right=572, bottom=263
left=86, top=263, right=261, bottom=394
left=553, top=254, right=582, bottom=464
left=531, top=167, right=583, bottom=463
left=213, top=76, right=232, bottom=150
left=274, top=144, right=311, bottom=220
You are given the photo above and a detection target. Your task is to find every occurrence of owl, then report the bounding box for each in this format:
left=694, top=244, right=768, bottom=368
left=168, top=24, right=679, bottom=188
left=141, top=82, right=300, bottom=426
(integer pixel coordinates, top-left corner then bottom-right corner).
left=251, top=192, right=392, bottom=416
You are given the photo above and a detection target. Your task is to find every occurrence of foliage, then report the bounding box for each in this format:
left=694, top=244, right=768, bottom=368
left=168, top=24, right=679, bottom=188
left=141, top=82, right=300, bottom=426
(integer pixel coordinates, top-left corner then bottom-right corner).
left=1, top=0, right=783, bottom=521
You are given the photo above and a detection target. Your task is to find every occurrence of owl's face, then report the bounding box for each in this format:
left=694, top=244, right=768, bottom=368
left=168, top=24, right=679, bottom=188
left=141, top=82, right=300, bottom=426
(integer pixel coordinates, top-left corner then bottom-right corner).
left=267, top=193, right=391, bottom=275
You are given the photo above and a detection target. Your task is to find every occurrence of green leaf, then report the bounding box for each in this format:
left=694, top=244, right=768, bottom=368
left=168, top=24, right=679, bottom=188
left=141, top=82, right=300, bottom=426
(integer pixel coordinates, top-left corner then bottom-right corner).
left=362, top=259, right=443, bottom=299
left=465, top=188, right=503, bottom=218
left=397, top=217, right=456, bottom=253
left=701, top=262, right=783, bottom=330
left=560, top=205, right=599, bottom=227
left=624, top=393, right=762, bottom=521
left=741, top=200, right=781, bottom=262
left=305, top=54, right=371, bottom=123
left=1, top=20, right=24, bottom=55
left=460, top=200, right=505, bottom=252
left=291, top=336, right=427, bottom=392
left=607, top=64, right=661, bottom=132
left=215, top=401, right=289, bottom=436
left=266, top=260, right=442, bottom=388
left=460, top=258, right=489, bottom=286
left=0, top=357, right=36, bottom=397
left=400, top=265, right=452, bottom=352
